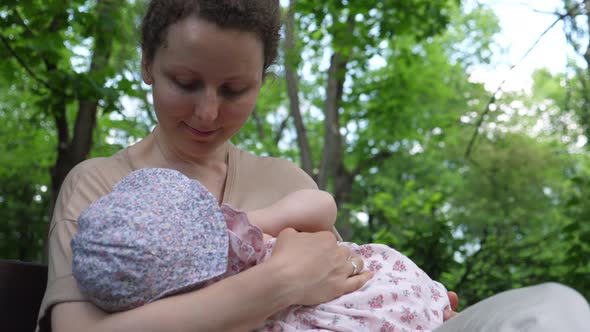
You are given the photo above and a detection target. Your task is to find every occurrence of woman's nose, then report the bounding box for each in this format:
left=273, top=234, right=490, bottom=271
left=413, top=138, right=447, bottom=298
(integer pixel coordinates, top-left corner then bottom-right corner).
left=194, top=87, right=219, bottom=122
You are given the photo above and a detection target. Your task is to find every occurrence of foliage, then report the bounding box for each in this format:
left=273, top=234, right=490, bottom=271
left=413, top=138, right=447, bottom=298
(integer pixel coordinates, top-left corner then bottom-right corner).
left=0, top=0, right=151, bottom=260
left=561, top=162, right=590, bottom=300
left=0, top=75, right=52, bottom=261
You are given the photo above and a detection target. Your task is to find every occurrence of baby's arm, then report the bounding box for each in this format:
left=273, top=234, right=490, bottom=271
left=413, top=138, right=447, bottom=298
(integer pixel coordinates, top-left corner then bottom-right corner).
left=247, top=189, right=337, bottom=237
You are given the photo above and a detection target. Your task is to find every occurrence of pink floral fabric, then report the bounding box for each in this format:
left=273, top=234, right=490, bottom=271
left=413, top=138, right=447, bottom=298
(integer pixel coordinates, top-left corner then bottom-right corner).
left=222, top=207, right=449, bottom=332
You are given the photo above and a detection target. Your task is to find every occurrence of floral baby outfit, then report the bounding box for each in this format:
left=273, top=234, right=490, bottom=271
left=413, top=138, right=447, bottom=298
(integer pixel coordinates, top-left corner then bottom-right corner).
left=226, top=211, right=450, bottom=332
left=72, top=168, right=449, bottom=331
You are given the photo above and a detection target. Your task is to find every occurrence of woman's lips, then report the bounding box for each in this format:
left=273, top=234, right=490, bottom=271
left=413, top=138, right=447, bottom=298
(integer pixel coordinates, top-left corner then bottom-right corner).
left=183, top=122, right=218, bottom=138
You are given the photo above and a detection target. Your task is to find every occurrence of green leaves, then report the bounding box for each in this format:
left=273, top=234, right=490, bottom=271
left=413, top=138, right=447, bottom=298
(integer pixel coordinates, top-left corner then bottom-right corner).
left=0, top=0, right=149, bottom=262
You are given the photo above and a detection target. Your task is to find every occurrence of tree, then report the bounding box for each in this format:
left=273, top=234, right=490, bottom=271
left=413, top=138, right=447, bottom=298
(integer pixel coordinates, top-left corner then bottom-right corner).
left=0, top=1, right=148, bottom=221
left=562, top=0, right=590, bottom=141
left=0, top=1, right=150, bottom=260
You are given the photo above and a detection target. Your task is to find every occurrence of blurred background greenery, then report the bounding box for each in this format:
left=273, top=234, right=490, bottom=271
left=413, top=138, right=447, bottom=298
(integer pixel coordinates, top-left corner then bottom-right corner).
left=1, top=0, right=589, bottom=308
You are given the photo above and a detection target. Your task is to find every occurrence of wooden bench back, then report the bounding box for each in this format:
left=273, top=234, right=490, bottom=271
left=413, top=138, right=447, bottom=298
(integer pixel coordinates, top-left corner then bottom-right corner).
left=0, top=260, right=48, bottom=332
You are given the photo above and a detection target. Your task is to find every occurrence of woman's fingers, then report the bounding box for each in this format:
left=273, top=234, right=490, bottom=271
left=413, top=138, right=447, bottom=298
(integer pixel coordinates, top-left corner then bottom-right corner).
left=342, top=270, right=373, bottom=294
left=345, top=255, right=364, bottom=277
left=341, top=254, right=370, bottom=294
left=271, top=230, right=373, bottom=305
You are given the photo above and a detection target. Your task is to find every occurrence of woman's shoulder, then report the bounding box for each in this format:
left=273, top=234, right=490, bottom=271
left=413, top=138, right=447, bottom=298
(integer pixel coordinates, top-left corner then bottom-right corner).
left=226, top=145, right=318, bottom=210
left=65, top=150, right=132, bottom=190
left=231, top=145, right=316, bottom=186
left=54, top=149, right=134, bottom=222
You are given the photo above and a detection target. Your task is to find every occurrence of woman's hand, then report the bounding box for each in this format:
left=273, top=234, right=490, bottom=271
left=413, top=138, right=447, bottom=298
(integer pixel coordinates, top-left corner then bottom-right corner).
left=270, top=228, right=372, bottom=306
left=443, top=291, right=459, bottom=321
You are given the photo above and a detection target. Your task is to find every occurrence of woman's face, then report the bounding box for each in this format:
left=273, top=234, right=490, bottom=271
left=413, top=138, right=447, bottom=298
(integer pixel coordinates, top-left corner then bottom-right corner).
left=142, top=17, right=264, bottom=159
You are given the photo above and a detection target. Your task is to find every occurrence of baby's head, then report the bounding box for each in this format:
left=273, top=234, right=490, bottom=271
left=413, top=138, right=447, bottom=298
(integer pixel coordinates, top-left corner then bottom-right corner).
left=71, top=168, right=228, bottom=312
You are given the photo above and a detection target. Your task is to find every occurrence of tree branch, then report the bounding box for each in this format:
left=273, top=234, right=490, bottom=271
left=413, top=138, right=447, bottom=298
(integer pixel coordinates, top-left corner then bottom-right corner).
left=352, top=150, right=393, bottom=176
left=274, top=114, right=290, bottom=146
left=13, top=9, right=36, bottom=38
left=0, top=35, right=68, bottom=97
left=317, top=14, right=356, bottom=189
left=251, top=108, right=266, bottom=141
left=284, top=0, right=313, bottom=175
left=454, top=229, right=488, bottom=290
left=71, top=0, right=115, bottom=161
left=465, top=3, right=581, bottom=159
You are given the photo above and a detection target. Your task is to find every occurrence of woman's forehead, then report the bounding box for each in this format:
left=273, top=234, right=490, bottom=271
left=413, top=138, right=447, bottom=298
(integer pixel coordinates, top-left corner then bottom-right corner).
left=155, top=17, right=264, bottom=78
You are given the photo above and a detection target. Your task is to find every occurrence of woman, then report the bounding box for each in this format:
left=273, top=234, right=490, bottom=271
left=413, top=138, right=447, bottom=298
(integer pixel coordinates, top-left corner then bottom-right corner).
left=37, top=1, right=374, bottom=331
left=37, top=1, right=589, bottom=331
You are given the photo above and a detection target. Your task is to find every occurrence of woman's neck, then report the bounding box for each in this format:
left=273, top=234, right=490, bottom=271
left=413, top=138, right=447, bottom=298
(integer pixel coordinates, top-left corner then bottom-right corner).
left=129, top=126, right=229, bottom=181
left=152, top=125, right=228, bottom=168
left=128, top=126, right=230, bottom=201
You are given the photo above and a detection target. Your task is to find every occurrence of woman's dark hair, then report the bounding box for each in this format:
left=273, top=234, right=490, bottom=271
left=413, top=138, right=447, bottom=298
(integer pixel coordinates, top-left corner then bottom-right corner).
left=141, top=0, right=281, bottom=74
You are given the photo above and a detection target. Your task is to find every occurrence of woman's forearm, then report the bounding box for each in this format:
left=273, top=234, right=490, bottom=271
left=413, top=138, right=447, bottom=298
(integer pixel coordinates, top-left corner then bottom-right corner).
left=53, top=258, right=296, bottom=332
left=54, top=229, right=372, bottom=332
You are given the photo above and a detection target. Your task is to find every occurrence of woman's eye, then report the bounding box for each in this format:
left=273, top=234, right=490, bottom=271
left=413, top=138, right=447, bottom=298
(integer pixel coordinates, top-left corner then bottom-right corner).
left=174, top=80, right=201, bottom=91
left=221, top=85, right=246, bottom=98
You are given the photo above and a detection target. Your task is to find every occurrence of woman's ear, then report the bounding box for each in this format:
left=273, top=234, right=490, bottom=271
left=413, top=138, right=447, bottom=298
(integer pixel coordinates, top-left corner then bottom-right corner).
left=141, top=54, right=153, bottom=85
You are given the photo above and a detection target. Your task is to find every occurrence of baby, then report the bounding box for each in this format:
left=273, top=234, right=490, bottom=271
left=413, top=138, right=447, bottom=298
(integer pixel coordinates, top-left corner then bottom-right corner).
left=71, top=168, right=449, bottom=332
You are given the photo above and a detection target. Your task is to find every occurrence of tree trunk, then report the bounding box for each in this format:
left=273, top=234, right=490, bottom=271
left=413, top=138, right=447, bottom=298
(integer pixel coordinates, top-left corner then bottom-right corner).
left=251, top=109, right=267, bottom=140
left=317, top=51, right=348, bottom=190
left=584, top=0, right=590, bottom=77
left=316, top=15, right=355, bottom=238
left=48, top=0, right=115, bottom=218
left=48, top=98, right=71, bottom=220
left=284, top=0, right=313, bottom=176
left=583, top=0, right=590, bottom=141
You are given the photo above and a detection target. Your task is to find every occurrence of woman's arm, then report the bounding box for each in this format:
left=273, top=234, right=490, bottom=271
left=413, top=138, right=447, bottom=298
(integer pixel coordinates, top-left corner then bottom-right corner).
left=52, top=229, right=371, bottom=332
left=247, top=189, right=337, bottom=236
left=53, top=256, right=293, bottom=332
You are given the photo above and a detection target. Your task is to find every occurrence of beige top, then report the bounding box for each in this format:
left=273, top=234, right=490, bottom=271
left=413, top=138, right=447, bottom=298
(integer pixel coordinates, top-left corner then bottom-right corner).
left=36, top=142, right=337, bottom=332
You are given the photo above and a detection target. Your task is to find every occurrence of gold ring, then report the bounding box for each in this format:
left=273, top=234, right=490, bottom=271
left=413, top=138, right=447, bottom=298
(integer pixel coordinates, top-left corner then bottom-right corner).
left=347, top=257, right=359, bottom=275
